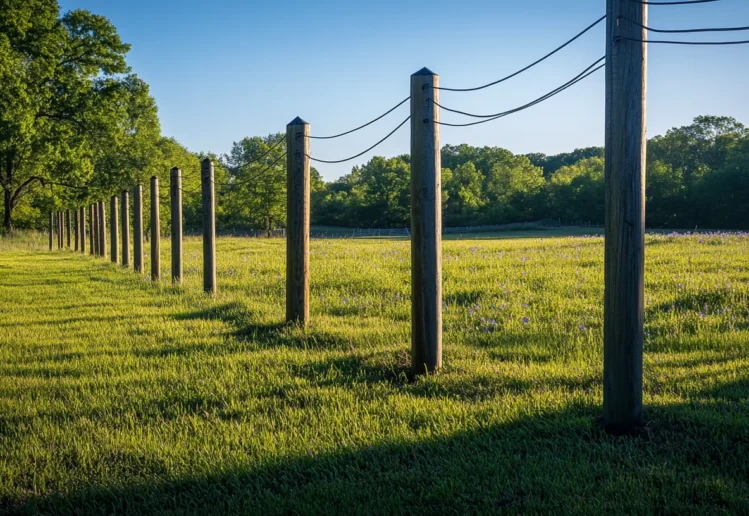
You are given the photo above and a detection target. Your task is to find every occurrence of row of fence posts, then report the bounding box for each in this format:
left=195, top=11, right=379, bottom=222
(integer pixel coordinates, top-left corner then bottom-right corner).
left=48, top=160, right=218, bottom=296
left=46, top=45, right=647, bottom=432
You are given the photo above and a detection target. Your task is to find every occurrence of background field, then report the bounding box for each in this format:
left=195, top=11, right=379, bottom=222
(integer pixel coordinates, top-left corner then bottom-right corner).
left=1, top=230, right=748, bottom=514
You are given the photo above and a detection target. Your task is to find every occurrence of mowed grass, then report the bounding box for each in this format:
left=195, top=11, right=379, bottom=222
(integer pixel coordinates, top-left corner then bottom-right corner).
left=0, top=230, right=748, bottom=514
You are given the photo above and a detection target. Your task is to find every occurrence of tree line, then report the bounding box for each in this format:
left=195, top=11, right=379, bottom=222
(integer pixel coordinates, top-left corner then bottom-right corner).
left=3, top=2, right=749, bottom=234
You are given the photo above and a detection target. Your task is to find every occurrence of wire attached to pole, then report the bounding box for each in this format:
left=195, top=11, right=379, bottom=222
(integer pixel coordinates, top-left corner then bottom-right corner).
left=628, top=0, right=718, bottom=5
left=618, top=36, right=749, bottom=45
left=435, top=15, right=606, bottom=92
left=308, top=97, right=410, bottom=139
left=435, top=57, right=605, bottom=127
left=618, top=16, right=749, bottom=34
left=306, top=116, right=410, bottom=164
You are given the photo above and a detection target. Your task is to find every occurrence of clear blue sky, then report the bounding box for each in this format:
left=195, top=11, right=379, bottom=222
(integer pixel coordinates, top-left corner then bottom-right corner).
left=59, top=0, right=749, bottom=181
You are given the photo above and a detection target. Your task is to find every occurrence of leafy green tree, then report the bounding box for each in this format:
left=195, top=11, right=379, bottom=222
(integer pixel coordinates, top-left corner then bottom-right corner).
left=222, top=134, right=288, bottom=233
left=695, top=136, right=749, bottom=229
left=443, top=161, right=485, bottom=225
left=484, top=155, right=545, bottom=222
left=648, top=115, right=748, bottom=226
left=0, top=0, right=159, bottom=232
left=547, top=157, right=604, bottom=223
left=646, top=160, right=684, bottom=228
left=349, top=157, right=411, bottom=227
left=526, top=147, right=603, bottom=177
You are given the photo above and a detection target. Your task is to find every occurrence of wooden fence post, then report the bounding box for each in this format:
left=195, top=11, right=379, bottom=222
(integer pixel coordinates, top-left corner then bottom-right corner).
left=110, top=195, right=118, bottom=264
left=150, top=176, right=160, bottom=281
left=66, top=209, right=71, bottom=248
left=134, top=185, right=144, bottom=272
left=98, top=200, right=106, bottom=260
left=90, top=204, right=97, bottom=256
left=410, top=67, right=442, bottom=374
left=57, top=212, right=62, bottom=250
left=74, top=208, right=79, bottom=252
left=170, top=167, right=183, bottom=284
left=603, top=0, right=648, bottom=432
left=80, top=206, right=86, bottom=254
left=49, top=211, right=53, bottom=251
left=285, top=117, right=310, bottom=325
left=121, top=190, right=130, bottom=268
left=94, top=204, right=98, bottom=256
left=201, top=159, right=217, bottom=294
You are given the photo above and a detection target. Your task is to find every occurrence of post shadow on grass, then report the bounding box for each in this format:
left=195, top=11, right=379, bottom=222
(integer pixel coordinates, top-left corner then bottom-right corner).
left=646, top=290, right=742, bottom=319
left=11, top=377, right=749, bottom=515
left=173, top=302, right=354, bottom=351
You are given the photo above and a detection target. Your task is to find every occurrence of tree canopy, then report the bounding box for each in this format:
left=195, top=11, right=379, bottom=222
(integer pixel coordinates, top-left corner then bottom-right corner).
left=2, top=3, right=747, bottom=233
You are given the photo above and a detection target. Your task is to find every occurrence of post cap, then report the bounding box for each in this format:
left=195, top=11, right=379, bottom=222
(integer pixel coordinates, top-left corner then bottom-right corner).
left=412, top=67, right=437, bottom=76
left=288, top=116, right=308, bottom=126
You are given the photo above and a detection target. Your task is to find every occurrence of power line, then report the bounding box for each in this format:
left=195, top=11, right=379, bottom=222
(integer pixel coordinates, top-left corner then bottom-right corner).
left=308, top=97, right=410, bottom=139
left=618, top=36, right=749, bottom=45
left=435, top=15, right=606, bottom=92
left=628, top=0, right=718, bottom=5
left=618, top=17, right=749, bottom=33
left=435, top=57, right=605, bottom=127
left=306, top=116, right=410, bottom=164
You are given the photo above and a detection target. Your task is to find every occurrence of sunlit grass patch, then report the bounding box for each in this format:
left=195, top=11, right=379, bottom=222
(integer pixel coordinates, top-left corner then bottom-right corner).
left=0, top=231, right=748, bottom=513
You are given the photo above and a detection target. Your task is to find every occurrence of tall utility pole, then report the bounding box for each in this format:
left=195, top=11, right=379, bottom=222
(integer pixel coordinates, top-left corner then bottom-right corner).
left=49, top=211, right=54, bottom=251
left=133, top=185, right=144, bottom=273
left=90, top=204, right=96, bottom=256
left=201, top=159, right=217, bottom=295
left=170, top=167, right=183, bottom=284
left=285, top=117, right=311, bottom=325
left=410, top=67, right=442, bottom=375
left=98, top=200, right=106, bottom=260
left=604, top=0, right=648, bottom=432
left=110, top=196, right=118, bottom=264
left=80, top=206, right=86, bottom=254
left=150, top=176, right=160, bottom=281
left=121, top=190, right=130, bottom=267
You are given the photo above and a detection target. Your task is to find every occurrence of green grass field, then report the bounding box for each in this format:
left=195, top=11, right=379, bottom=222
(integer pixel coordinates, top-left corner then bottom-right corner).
left=1, top=230, right=748, bottom=514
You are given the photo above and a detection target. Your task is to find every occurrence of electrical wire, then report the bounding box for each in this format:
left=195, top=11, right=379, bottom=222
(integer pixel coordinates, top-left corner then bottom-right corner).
left=618, top=36, right=749, bottom=44
left=308, top=97, right=410, bottom=139
left=618, top=17, right=749, bottom=33
left=436, top=57, right=605, bottom=127
left=306, top=116, right=410, bottom=164
left=435, top=15, right=606, bottom=92
left=629, top=0, right=718, bottom=5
